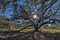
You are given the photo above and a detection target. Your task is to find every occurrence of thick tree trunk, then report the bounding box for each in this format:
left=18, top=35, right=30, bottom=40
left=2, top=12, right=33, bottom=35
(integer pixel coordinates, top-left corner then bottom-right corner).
left=33, top=24, right=39, bottom=32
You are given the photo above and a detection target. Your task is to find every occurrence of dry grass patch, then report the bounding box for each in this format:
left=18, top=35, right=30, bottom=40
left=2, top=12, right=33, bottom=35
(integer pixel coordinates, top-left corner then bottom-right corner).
left=40, top=27, right=60, bottom=34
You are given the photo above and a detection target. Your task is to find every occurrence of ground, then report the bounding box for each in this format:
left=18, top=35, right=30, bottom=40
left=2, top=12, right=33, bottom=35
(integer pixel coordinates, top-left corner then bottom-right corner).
left=0, top=20, right=60, bottom=40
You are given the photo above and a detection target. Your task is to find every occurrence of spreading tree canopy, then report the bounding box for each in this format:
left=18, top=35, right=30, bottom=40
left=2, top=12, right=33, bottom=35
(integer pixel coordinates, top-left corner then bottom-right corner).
left=0, top=0, right=60, bottom=32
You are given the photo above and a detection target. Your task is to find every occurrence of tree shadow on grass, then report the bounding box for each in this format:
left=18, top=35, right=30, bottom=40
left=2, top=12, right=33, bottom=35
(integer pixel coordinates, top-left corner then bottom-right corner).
left=0, top=31, right=60, bottom=40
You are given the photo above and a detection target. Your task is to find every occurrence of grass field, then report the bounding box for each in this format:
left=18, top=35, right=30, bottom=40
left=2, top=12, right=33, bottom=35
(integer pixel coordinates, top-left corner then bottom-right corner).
left=0, top=20, right=60, bottom=40
left=0, top=20, right=60, bottom=34
left=0, top=26, right=60, bottom=34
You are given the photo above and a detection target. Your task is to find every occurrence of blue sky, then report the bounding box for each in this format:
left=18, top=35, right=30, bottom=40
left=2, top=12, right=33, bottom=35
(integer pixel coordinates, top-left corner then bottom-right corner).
left=4, top=0, right=60, bottom=18
left=5, top=0, right=23, bottom=18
